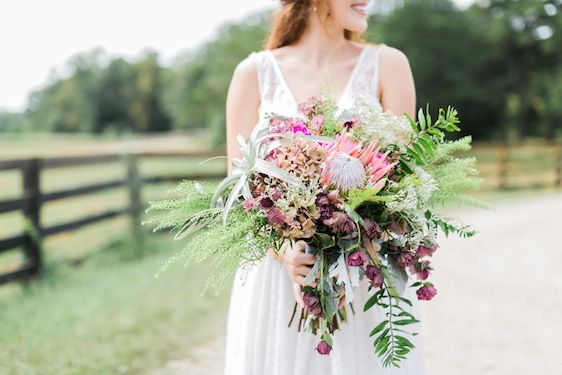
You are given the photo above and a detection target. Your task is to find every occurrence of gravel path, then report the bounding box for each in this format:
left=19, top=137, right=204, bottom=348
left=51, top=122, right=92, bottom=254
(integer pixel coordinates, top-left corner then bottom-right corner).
left=157, top=191, right=562, bottom=374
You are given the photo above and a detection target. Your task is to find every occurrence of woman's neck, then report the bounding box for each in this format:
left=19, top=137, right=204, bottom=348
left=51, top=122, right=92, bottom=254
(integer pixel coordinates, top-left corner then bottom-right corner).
left=289, top=15, right=351, bottom=68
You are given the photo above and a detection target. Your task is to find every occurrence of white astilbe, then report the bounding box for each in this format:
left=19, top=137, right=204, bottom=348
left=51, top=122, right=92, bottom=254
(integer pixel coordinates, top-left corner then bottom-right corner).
left=412, top=166, right=438, bottom=204
left=274, top=177, right=323, bottom=220
left=386, top=186, right=418, bottom=213
left=350, top=96, right=414, bottom=147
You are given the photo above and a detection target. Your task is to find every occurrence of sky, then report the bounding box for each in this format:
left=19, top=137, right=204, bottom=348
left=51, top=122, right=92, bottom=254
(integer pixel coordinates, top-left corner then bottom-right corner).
left=0, top=0, right=475, bottom=112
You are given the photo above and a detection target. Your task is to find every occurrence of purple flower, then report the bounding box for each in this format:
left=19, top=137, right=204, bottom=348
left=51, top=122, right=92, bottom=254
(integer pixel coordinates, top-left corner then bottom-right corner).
left=267, top=208, right=286, bottom=226
left=347, top=250, right=367, bottom=267
left=396, top=251, right=415, bottom=269
left=315, top=340, right=332, bottom=355
left=303, top=292, right=323, bottom=317
left=364, top=218, right=382, bottom=239
left=259, top=196, right=274, bottom=209
left=365, top=265, right=384, bottom=288
left=416, top=284, right=437, bottom=301
left=416, top=244, right=438, bottom=258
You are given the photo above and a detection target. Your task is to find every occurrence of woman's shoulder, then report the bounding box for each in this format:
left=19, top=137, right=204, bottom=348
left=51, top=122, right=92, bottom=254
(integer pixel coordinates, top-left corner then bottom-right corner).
left=373, top=43, right=411, bottom=69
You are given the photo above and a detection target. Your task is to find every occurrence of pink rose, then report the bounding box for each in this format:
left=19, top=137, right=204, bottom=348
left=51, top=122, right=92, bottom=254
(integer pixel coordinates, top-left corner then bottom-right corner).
left=396, top=251, right=415, bottom=269
left=416, top=284, right=437, bottom=301
left=316, top=340, right=332, bottom=355
left=416, top=244, right=438, bottom=258
left=347, top=250, right=367, bottom=267
left=365, top=265, right=384, bottom=288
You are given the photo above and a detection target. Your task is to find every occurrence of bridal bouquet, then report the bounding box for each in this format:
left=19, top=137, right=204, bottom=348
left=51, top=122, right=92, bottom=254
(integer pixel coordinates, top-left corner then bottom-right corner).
left=143, top=94, right=485, bottom=367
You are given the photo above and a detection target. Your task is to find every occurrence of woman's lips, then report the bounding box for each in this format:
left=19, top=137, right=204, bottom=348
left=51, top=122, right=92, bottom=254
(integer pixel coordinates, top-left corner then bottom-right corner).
left=351, top=3, right=367, bottom=15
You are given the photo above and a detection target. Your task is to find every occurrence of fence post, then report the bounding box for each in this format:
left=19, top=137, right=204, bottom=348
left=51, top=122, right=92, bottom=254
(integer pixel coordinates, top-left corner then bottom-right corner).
left=22, top=158, right=42, bottom=275
left=555, top=142, right=562, bottom=188
left=126, top=154, right=143, bottom=255
left=498, top=142, right=510, bottom=190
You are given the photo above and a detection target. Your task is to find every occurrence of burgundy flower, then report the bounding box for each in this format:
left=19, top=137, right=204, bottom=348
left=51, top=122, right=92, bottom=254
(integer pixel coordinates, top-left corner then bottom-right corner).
left=416, top=284, right=437, bottom=301
left=365, top=265, right=384, bottom=288
left=347, top=250, right=367, bottom=267
left=416, top=244, right=438, bottom=258
left=316, top=340, right=332, bottom=355
left=409, top=260, right=431, bottom=281
left=396, top=251, right=416, bottom=269
left=323, top=212, right=355, bottom=234
left=267, top=208, right=286, bottom=226
left=364, top=218, right=382, bottom=239
left=303, top=292, right=323, bottom=317
left=259, top=196, right=274, bottom=209
left=343, top=116, right=358, bottom=130
left=390, top=217, right=409, bottom=235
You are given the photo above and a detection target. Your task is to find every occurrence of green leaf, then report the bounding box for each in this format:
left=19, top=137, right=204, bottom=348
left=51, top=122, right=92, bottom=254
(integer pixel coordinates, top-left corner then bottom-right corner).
left=369, top=320, right=388, bottom=337
left=364, top=288, right=385, bottom=311
left=417, top=108, right=426, bottom=131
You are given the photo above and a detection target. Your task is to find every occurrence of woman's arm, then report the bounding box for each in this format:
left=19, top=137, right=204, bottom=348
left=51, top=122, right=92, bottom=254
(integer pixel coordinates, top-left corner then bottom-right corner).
left=225, top=55, right=260, bottom=176
left=378, top=46, right=417, bottom=121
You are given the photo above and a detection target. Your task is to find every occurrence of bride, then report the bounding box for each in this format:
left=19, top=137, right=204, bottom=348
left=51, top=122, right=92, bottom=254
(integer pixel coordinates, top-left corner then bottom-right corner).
left=223, top=0, right=426, bottom=374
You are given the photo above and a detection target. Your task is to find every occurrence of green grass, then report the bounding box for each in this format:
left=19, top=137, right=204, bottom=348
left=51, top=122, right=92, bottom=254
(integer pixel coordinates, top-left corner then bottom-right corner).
left=0, top=234, right=231, bottom=375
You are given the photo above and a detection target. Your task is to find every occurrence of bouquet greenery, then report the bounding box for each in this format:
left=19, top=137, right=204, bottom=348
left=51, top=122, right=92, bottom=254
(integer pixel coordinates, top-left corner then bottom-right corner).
left=143, top=93, right=485, bottom=367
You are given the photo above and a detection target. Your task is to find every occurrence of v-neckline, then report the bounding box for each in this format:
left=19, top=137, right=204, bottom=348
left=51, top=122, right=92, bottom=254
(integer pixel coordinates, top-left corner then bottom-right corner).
left=266, top=45, right=369, bottom=111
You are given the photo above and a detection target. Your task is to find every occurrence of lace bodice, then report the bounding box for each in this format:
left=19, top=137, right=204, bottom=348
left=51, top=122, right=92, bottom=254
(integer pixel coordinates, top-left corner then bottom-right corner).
left=249, top=43, right=385, bottom=123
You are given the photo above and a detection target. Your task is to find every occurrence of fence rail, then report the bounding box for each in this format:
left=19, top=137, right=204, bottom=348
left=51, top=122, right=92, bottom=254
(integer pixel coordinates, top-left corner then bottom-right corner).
left=0, top=140, right=561, bottom=286
left=0, top=151, right=225, bottom=286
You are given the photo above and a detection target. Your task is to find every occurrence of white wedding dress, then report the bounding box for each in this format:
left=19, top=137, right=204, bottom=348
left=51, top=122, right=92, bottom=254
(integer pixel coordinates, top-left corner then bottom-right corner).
left=223, top=43, right=427, bottom=375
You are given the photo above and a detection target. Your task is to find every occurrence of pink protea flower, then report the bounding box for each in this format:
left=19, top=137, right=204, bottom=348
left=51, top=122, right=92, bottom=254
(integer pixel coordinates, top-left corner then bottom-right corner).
left=321, top=133, right=396, bottom=191
left=416, top=284, right=437, bottom=301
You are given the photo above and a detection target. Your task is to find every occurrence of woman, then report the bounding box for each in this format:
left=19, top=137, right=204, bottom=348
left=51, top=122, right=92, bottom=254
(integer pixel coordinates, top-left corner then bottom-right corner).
left=223, top=0, right=426, bottom=374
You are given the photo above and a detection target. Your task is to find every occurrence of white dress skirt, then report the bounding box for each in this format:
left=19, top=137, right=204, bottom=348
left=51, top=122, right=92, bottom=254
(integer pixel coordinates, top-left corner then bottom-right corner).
left=223, top=44, right=428, bottom=375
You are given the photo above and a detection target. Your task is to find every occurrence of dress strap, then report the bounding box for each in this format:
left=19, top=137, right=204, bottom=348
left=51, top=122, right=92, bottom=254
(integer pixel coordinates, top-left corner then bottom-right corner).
left=348, top=43, right=385, bottom=107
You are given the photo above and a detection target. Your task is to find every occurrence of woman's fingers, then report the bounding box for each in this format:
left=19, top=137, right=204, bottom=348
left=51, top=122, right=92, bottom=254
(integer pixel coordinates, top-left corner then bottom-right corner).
left=292, top=281, right=304, bottom=308
left=338, top=292, right=346, bottom=309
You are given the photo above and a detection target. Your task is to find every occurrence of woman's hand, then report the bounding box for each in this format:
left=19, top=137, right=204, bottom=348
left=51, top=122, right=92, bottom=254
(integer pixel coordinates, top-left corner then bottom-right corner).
left=269, top=240, right=316, bottom=308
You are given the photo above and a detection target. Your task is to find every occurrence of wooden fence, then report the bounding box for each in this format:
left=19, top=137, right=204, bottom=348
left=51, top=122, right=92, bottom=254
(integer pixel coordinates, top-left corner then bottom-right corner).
left=0, top=140, right=561, bottom=286
left=0, top=151, right=224, bottom=286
